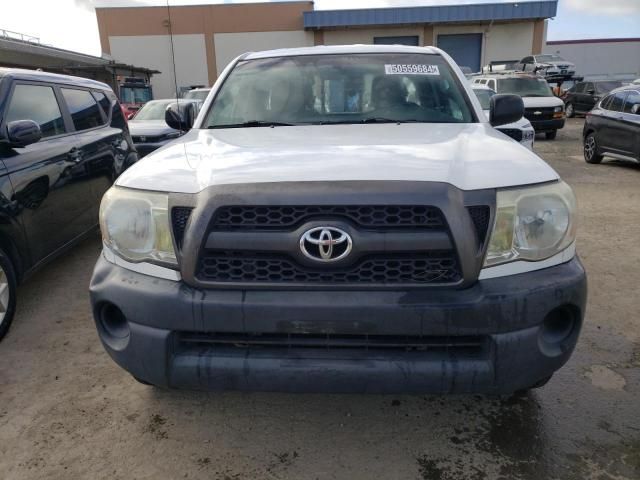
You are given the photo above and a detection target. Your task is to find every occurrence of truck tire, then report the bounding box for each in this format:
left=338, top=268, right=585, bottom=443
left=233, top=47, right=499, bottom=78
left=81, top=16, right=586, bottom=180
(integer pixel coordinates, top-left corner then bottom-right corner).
left=584, top=133, right=603, bottom=164
left=0, top=247, right=18, bottom=342
left=545, top=130, right=557, bottom=140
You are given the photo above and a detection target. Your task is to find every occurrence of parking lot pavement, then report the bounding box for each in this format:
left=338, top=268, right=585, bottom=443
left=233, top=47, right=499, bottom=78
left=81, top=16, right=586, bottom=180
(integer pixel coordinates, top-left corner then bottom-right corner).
left=0, top=118, right=638, bottom=480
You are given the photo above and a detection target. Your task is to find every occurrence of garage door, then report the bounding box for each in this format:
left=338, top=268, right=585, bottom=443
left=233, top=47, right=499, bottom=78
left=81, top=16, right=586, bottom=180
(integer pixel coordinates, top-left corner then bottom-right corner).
left=437, top=34, right=482, bottom=73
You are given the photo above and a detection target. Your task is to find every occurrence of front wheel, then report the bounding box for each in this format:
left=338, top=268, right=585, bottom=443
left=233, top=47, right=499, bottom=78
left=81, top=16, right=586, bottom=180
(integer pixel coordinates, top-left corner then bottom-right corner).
left=566, top=103, right=575, bottom=118
left=0, top=248, right=18, bottom=342
left=545, top=130, right=557, bottom=140
left=584, top=133, right=603, bottom=164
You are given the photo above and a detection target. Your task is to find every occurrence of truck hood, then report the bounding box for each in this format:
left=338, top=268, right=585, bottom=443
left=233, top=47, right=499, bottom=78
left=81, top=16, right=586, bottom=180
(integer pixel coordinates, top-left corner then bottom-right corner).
left=522, top=96, right=564, bottom=108
left=116, top=123, right=558, bottom=193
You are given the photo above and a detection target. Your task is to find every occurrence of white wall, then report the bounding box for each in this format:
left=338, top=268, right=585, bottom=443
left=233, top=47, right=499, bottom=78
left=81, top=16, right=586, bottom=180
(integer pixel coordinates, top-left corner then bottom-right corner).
left=214, top=31, right=313, bottom=74
left=109, top=34, right=209, bottom=99
left=545, top=41, right=640, bottom=81
left=323, top=27, right=425, bottom=46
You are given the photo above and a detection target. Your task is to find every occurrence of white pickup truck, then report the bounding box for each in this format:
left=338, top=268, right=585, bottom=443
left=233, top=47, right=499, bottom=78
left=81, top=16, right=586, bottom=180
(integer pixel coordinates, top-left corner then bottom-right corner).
left=90, top=45, right=586, bottom=394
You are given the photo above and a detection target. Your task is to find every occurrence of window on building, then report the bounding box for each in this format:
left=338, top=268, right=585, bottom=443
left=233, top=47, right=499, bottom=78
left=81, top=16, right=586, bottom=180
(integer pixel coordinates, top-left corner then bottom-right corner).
left=61, top=88, right=105, bottom=131
left=5, top=84, right=66, bottom=138
left=373, top=36, right=419, bottom=46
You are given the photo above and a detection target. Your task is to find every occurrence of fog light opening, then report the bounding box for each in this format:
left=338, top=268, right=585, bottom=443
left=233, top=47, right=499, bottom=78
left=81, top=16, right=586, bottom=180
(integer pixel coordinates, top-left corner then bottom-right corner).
left=539, top=305, right=579, bottom=357
left=97, top=302, right=130, bottom=350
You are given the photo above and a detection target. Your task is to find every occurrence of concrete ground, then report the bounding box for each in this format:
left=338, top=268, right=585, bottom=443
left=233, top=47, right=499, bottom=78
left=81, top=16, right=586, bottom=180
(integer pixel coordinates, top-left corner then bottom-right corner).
left=0, top=118, right=639, bottom=480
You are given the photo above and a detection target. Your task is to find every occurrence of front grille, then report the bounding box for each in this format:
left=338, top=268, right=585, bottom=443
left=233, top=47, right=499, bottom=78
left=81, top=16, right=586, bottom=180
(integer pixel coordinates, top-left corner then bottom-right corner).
left=524, top=107, right=555, bottom=121
left=171, top=207, right=193, bottom=249
left=198, top=251, right=460, bottom=284
left=212, top=205, right=445, bottom=230
left=467, top=206, right=491, bottom=246
left=496, top=128, right=523, bottom=142
left=177, top=332, right=487, bottom=357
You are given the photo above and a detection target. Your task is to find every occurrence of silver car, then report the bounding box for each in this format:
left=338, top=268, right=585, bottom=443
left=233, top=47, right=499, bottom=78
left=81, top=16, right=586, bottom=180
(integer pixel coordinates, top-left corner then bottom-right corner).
left=519, top=54, right=576, bottom=80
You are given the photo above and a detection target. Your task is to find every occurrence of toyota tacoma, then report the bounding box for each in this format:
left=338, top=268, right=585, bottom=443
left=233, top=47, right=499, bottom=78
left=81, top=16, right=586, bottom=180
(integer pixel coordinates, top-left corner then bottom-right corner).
left=90, top=45, right=587, bottom=394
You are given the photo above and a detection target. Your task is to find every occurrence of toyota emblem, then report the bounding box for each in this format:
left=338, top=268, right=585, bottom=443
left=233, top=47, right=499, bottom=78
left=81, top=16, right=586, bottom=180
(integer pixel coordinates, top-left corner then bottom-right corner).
left=300, top=227, right=352, bottom=262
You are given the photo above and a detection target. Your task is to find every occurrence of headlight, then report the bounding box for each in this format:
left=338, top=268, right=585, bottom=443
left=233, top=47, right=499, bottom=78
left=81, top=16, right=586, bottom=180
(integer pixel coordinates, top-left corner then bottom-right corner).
left=484, top=181, right=576, bottom=267
left=99, top=187, right=177, bottom=267
left=554, top=106, right=564, bottom=113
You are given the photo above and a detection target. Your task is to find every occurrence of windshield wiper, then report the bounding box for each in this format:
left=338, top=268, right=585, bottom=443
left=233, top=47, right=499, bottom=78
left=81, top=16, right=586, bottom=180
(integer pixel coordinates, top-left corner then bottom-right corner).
left=361, top=117, right=420, bottom=124
left=315, top=118, right=421, bottom=125
left=208, top=120, right=296, bottom=129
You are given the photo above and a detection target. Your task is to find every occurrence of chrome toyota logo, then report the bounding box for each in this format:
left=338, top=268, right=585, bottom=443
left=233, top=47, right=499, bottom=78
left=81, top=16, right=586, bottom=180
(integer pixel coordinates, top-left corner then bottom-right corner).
left=300, top=227, right=352, bottom=262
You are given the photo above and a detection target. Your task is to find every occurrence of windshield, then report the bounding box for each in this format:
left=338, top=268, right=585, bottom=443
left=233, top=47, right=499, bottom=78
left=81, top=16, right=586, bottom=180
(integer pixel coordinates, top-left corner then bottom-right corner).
left=120, top=86, right=152, bottom=104
left=184, top=89, right=210, bottom=101
left=473, top=88, right=495, bottom=110
left=132, top=100, right=173, bottom=120
left=497, top=77, right=553, bottom=97
left=535, top=54, right=565, bottom=63
left=204, top=53, right=475, bottom=128
left=596, top=81, right=623, bottom=94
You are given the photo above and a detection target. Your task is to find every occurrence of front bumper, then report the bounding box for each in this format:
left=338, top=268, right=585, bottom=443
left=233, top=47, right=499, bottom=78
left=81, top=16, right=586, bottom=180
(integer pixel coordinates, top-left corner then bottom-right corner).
left=89, top=255, right=587, bottom=394
left=530, top=118, right=565, bottom=132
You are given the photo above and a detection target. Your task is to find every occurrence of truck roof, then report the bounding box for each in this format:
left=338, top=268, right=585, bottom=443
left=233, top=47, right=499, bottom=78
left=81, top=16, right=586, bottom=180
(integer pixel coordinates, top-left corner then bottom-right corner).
left=244, top=44, right=441, bottom=60
left=0, top=67, right=112, bottom=91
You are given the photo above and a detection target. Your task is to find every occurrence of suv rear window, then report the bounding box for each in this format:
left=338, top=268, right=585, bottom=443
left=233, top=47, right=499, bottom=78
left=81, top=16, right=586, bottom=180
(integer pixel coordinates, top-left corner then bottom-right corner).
left=92, top=91, right=112, bottom=120
left=61, top=88, right=105, bottom=131
left=205, top=53, right=475, bottom=127
left=4, top=84, right=66, bottom=138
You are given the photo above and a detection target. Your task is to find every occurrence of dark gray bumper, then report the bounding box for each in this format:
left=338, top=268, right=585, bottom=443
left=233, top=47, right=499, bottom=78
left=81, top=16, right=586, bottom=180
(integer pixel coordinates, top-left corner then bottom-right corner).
left=530, top=118, right=565, bottom=132
left=89, top=255, right=587, bottom=394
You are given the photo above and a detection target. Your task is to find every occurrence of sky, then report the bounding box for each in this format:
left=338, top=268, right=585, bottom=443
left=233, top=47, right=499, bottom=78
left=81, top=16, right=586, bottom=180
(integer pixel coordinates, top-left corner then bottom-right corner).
left=1, top=0, right=639, bottom=57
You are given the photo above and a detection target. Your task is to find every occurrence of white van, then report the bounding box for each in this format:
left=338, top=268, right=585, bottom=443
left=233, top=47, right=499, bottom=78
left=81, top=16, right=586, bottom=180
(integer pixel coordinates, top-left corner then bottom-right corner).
left=472, top=72, right=565, bottom=139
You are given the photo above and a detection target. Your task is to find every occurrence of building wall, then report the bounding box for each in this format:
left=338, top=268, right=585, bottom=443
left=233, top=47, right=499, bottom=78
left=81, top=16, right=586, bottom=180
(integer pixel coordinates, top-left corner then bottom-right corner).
left=213, top=30, right=314, bottom=74
left=545, top=40, right=640, bottom=81
left=109, top=34, right=209, bottom=98
left=433, top=22, right=535, bottom=68
left=95, top=1, right=312, bottom=95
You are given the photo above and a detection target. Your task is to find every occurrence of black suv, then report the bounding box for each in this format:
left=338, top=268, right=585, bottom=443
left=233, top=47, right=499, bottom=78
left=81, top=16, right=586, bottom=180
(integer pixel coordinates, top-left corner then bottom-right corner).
left=0, top=68, right=137, bottom=340
left=563, top=80, right=624, bottom=117
left=583, top=85, right=640, bottom=164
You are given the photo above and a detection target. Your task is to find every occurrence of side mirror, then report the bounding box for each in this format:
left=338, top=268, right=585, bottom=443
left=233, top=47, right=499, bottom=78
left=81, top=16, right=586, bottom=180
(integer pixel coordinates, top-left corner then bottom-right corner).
left=165, top=102, right=195, bottom=132
left=631, top=104, right=640, bottom=115
left=489, top=94, right=524, bottom=127
left=5, top=120, right=42, bottom=147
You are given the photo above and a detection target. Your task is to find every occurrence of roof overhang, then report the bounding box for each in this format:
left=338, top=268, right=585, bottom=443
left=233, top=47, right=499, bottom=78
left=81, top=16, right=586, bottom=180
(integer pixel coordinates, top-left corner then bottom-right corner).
left=304, top=1, right=558, bottom=29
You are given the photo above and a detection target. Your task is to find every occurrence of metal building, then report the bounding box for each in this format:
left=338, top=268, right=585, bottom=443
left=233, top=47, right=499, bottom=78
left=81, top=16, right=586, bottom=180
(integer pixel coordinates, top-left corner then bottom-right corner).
left=95, top=0, right=558, bottom=99
left=545, top=38, right=640, bottom=82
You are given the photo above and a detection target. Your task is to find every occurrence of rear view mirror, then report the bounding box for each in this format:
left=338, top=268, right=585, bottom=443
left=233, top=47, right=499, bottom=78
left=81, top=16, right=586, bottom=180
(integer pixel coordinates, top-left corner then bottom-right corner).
left=587, top=89, right=595, bottom=95
left=489, top=94, right=524, bottom=127
left=5, top=120, right=42, bottom=147
left=165, top=102, right=196, bottom=132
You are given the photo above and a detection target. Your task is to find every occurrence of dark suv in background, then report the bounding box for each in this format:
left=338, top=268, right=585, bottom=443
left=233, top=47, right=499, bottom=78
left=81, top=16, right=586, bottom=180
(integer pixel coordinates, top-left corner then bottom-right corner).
left=563, top=81, right=624, bottom=117
left=0, top=68, right=137, bottom=340
left=583, top=85, right=640, bottom=164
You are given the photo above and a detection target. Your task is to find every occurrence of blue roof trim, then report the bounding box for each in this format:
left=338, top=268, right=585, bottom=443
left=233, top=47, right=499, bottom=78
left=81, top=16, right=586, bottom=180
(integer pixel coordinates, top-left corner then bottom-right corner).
left=304, top=1, right=558, bottom=28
